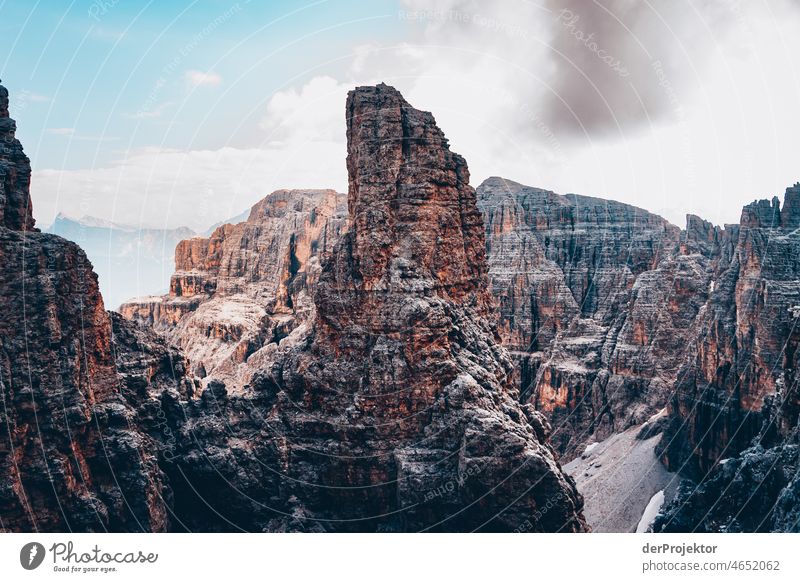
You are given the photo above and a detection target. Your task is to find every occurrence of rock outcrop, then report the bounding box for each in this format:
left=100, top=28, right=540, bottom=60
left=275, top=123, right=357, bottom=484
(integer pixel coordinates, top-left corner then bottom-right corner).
left=660, top=189, right=800, bottom=477
left=120, top=189, right=347, bottom=390
left=651, top=186, right=800, bottom=532
left=653, top=438, right=800, bottom=532
left=478, top=177, right=800, bottom=532
left=7, top=70, right=799, bottom=532
left=156, top=84, right=587, bottom=532
left=478, top=177, right=712, bottom=460
left=0, top=80, right=35, bottom=232
left=0, top=80, right=187, bottom=532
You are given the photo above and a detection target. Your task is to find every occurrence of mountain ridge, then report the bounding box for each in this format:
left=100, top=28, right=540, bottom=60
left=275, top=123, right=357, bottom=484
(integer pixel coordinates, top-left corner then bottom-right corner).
left=3, top=74, right=800, bottom=532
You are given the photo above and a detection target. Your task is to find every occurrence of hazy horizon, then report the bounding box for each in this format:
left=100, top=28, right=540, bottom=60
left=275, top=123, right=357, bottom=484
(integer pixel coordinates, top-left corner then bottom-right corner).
left=3, top=0, right=800, bottom=232
left=39, top=172, right=800, bottom=235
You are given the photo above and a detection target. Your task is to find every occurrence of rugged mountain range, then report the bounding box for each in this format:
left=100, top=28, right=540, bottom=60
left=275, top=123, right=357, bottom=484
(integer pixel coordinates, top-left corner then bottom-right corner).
left=124, top=174, right=800, bottom=532
left=654, top=188, right=800, bottom=532
left=255, top=83, right=586, bottom=531
left=1, top=80, right=586, bottom=532
left=120, top=189, right=347, bottom=389
left=479, top=178, right=800, bottom=531
left=47, top=214, right=196, bottom=310
left=129, top=173, right=714, bottom=467
left=477, top=177, right=713, bottom=460
left=2, top=74, right=799, bottom=532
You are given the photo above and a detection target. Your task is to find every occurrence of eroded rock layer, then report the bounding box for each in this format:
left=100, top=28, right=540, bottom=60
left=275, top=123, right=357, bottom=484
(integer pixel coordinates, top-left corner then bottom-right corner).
left=120, top=188, right=347, bottom=389
left=3, top=81, right=585, bottom=532
left=652, top=187, right=800, bottom=532
left=660, top=189, right=800, bottom=476
left=7, top=69, right=799, bottom=532
left=157, top=84, right=587, bottom=532
left=477, top=177, right=712, bottom=460
left=0, top=81, right=35, bottom=232
left=121, top=173, right=722, bottom=468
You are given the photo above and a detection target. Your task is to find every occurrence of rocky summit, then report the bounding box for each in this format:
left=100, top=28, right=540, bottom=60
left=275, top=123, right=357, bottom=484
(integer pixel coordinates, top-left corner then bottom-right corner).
left=653, top=186, right=800, bottom=532
left=153, top=84, right=587, bottom=532
left=478, top=177, right=710, bottom=461
left=478, top=176, right=800, bottom=531
left=270, top=84, right=587, bottom=531
left=660, top=189, right=800, bottom=476
left=1, top=81, right=586, bottom=532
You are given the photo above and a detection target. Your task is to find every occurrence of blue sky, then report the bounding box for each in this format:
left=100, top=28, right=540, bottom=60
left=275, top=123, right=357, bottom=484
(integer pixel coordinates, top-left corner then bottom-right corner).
left=2, top=0, right=402, bottom=169
left=2, top=1, right=800, bottom=232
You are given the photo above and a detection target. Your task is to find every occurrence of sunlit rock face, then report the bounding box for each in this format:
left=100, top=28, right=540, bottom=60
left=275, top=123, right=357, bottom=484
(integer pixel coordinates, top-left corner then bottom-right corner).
left=660, top=187, right=800, bottom=477
left=643, top=184, right=800, bottom=533
left=478, top=175, right=800, bottom=532
left=120, top=188, right=347, bottom=390
left=5, top=67, right=799, bottom=532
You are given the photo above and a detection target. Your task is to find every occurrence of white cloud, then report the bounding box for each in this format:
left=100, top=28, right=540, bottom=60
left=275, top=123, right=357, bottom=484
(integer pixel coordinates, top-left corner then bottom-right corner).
left=33, top=76, right=362, bottom=231
left=292, top=0, right=800, bottom=228
left=33, top=142, right=346, bottom=232
left=47, top=127, right=75, bottom=136
left=34, top=76, right=355, bottom=232
left=127, top=100, right=176, bottom=120
left=184, top=70, right=222, bottom=87
left=34, top=0, right=800, bottom=233
left=260, top=75, right=350, bottom=145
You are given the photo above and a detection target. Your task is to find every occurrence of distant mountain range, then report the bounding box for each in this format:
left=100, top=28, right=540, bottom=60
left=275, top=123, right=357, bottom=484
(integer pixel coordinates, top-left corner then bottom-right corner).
left=46, top=213, right=196, bottom=310
left=46, top=207, right=254, bottom=309
left=202, top=207, right=250, bottom=236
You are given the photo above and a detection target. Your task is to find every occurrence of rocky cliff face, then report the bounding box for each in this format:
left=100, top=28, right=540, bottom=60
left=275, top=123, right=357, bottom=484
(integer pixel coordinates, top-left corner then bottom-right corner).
left=478, top=177, right=800, bottom=532
left=120, top=189, right=347, bottom=390
left=153, top=84, right=586, bottom=532
left=0, top=81, right=187, bottom=532
left=660, top=189, right=800, bottom=476
left=7, top=70, right=798, bottom=532
left=22, top=83, right=585, bottom=532
left=478, top=177, right=712, bottom=460
left=135, top=170, right=708, bottom=469
left=651, top=186, right=800, bottom=532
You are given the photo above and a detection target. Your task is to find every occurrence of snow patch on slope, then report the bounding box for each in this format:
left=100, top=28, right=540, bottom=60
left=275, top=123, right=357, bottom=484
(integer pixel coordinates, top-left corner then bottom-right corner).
left=636, top=490, right=665, bottom=533
left=565, top=423, right=678, bottom=532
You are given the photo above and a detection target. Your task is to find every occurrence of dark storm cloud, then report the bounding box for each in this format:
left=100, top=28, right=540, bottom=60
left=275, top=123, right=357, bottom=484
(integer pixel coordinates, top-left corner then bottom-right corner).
left=541, top=0, right=735, bottom=137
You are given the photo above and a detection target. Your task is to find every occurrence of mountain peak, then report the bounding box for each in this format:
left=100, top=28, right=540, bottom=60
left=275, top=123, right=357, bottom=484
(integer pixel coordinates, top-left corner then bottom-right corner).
left=0, top=80, right=36, bottom=231
left=339, top=82, right=488, bottom=311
